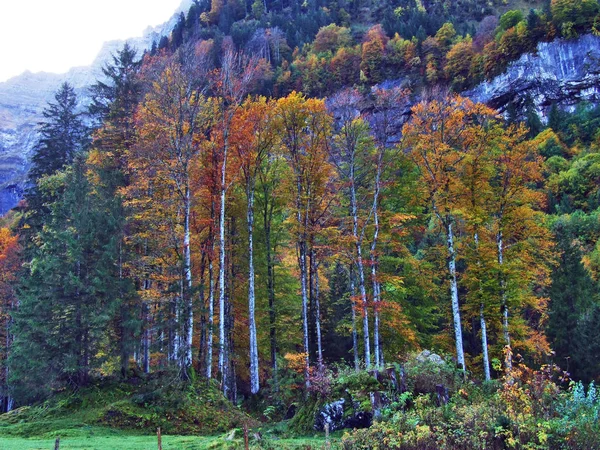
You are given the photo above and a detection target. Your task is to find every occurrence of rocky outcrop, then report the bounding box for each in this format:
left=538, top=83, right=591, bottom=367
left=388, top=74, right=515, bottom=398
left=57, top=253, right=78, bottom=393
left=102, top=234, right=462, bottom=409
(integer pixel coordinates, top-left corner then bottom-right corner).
left=0, top=0, right=192, bottom=215
left=313, top=398, right=372, bottom=432
left=466, top=34, right=600, bottom=118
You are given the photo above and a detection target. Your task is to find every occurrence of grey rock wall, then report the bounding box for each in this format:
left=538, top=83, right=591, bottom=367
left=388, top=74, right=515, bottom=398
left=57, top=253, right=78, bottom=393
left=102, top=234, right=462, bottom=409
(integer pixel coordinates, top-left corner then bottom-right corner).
left=466, top=34, right=600, bottom=118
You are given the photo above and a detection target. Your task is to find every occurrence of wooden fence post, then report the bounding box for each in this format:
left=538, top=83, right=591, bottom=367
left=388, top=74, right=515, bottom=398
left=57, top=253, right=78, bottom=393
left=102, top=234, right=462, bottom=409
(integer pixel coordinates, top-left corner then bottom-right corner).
left=157, top=427, right=162, bottom=450
left=54, top=437, right=60, bottom=450
left=244, top=422, right=249, bottom=450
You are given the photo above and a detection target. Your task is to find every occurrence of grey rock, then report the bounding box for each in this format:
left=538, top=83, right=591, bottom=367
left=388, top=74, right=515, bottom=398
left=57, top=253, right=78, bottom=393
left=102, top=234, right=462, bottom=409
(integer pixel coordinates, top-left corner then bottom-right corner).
left=416, top=350, right=444, bottom=365
left=465, top=34, right=600, bottom=119
left=314, top=398, right=372, bottom=432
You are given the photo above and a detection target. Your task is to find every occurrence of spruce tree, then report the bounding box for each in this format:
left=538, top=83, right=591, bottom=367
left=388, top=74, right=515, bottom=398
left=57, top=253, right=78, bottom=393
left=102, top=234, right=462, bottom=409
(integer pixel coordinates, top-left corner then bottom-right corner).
left=23, top=82, right=87, bottom=239
left=88, top=44, right=143, bottom=377
left=11, top=156, right=119, bottom=403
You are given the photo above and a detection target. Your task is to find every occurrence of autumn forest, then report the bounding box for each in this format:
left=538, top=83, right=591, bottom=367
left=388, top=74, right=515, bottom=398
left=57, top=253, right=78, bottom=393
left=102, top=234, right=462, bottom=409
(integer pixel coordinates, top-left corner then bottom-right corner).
left=2, top=0, right=600, bottom=448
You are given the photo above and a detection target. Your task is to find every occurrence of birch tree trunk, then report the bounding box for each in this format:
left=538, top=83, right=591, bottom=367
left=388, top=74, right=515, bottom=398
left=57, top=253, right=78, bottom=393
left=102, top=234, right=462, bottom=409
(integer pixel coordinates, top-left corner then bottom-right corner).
left=299, top=239, right=311, bottom=389
left=312, top=253, right=323, bottom=371
left=142, top=296, right=150, bottom=374
left=206, top=249, right=215, bottom=380
left=218, top=135, right=228, bottom=383
left=480, top=304, right=491, bottom=381
left=474, top=233, right=491, bottom=381
left=370, top=151, right=383, bottom=368
left=292, top=170, right=311, bottom=388
left=350, top=265, right=359, bottom=371
left=247, top=181, right=260, bottom=394
left=497, top=229, right=512, bottom=371
left=183, top=185, right=194, bottom=371
left=350, top=165, right=371, bottom=368
left=446, top=221, right=465, bottom=370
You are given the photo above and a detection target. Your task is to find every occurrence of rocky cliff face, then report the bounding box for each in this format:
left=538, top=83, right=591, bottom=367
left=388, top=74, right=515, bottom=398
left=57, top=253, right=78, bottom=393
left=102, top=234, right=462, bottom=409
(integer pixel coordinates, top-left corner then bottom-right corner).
left=466, top=34, right=600, bottom=118
left=0, top=1, right=192, bottom=215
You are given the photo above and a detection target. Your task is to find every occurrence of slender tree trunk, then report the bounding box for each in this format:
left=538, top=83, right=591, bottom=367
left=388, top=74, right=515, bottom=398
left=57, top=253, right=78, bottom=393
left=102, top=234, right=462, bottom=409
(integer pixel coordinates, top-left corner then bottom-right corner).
left=474, top=233, right=491, bottom=381
left=312, top=252, right=323, bottom=371
left=142, top=295, right=150, bottom=374
left=118, top=241, right=130, bottom=377
left=370, top=154, right=382, bottom=368
left=295, top=176, right=311, bottom=389
left=350, top=165, right=371, bottom=367
left=350, top=265, right=360, bottom=371
left=264, top=195, right=278, bottom=387
left=218, top=137, right=228, bottom=384
left=170, top=297, right=179, bottom=364
left=183, top=185, right=193, bottom=371
left=226, top=217, right=237, bottom=400
left=207, top=202, right=216, bottom=380
left=497, top=229, right=512, bottom=371
left=247, top=181, right=260, bottom=394
left=4, top=307, right=12, bottom=412
left=446, top=221, right=465, bottom=370
left=299, top=240, right=310, bottom=388
left=198, top=250, right=207, bottom=374
left=480, top=304, right=491, bottom=381
left=206, top=246, right=215, bottom=380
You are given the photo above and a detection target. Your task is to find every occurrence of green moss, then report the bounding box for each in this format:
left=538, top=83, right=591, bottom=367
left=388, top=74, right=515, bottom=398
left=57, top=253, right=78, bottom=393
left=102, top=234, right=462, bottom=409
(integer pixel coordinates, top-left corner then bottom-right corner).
left=0, top=372, right=253, bottom=437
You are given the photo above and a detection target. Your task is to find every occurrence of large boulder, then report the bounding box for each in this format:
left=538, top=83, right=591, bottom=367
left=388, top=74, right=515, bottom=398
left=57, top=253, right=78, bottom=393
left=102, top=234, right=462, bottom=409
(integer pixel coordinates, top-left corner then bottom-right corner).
left=314, top=398, right=372, bottom=432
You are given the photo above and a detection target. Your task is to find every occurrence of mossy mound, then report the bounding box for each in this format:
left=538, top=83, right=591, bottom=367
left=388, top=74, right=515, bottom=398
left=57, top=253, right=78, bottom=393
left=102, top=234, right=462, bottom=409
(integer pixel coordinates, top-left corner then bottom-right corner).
left=0, top=372, right=256, bottom=437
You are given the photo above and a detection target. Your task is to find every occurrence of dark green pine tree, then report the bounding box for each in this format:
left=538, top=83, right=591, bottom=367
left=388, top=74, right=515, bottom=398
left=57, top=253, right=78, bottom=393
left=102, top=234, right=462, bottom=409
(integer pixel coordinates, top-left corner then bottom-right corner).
left=23, top=82, right=88, bottom=240
left=11, top=156, right=120, bottom=403
left=547, top=212, right=600, bottom=382
left=88, top=42, right=142, bottom=136
left=88, top=44, right=144, bottom=377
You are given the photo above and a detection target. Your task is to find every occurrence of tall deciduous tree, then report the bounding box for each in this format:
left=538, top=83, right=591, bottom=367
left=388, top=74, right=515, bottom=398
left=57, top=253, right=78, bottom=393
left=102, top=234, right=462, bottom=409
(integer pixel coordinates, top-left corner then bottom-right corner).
left=230, top=96, right=278, bottom=394
left=128, top=50, right=211, bottom=374
left=403, top=95, right=498, bottom=371
left=329, top=88, right=374, bottom=367
left=208, top=41, right=264, bottom=396
left=487, top=124, right=552, bottom=371
left=276, top=91, right=332, bottom=386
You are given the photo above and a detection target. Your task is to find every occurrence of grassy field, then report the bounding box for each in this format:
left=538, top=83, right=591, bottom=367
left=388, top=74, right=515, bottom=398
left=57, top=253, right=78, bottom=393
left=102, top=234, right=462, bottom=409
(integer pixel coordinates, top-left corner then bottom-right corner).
left=0, top=430, right=340, bottom=449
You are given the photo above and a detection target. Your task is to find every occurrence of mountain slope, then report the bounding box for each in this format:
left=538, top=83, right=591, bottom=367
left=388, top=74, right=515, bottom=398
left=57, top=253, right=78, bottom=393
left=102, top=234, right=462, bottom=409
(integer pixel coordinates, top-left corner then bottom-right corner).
left=0, top=0, right=193, bottom=214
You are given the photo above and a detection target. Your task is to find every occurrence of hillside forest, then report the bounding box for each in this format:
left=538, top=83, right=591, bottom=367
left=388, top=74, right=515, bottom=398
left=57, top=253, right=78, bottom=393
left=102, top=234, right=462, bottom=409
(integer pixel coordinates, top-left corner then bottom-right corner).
left=2, top=0, right=600, bottom=448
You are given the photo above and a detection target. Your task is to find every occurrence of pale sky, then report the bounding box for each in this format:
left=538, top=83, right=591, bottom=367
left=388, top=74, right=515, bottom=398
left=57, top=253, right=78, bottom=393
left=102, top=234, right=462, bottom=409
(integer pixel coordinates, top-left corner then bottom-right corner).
left=0, top=0, right=184, bottom=82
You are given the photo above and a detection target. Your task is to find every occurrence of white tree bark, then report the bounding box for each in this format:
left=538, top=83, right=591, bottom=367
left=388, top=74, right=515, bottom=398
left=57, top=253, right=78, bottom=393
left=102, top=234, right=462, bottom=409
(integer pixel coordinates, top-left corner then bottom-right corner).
left=218, top=142, right=228, bottom=382
left=247, top=182, right=260, bottom=394
left=313, top=256, right=323, bottom=371
left=370, top=151, right=383, bottom=368
left=183, top=185, right=194, bottom=371
left=480, top=304, right=491, bottom=381
left=497, top=229, right=512, bottom=371
left=474, top=233, right=491, bottom=381
left=350, top=165, right=371, bottom=368
left=447, top=221, right=465, bottom=370
left=206, top=246, right=215, bottom=380
left=350, top=266, right=360, bottom=371
left=299, top=240, right=311, bottom=389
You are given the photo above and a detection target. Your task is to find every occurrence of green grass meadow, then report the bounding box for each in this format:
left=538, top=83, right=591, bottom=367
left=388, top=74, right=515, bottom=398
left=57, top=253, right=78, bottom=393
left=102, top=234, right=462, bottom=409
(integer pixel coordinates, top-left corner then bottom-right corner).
left=0, top=432, right=339, bottom=449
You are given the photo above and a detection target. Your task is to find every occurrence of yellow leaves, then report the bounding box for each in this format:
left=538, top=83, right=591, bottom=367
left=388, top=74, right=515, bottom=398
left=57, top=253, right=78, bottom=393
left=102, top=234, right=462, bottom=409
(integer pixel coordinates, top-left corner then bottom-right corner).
left=284, top=352, right=308, bottom=374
